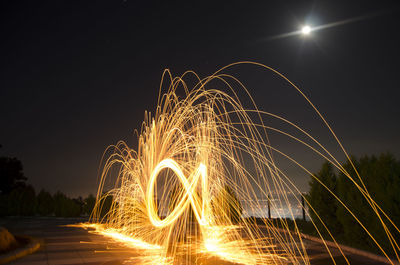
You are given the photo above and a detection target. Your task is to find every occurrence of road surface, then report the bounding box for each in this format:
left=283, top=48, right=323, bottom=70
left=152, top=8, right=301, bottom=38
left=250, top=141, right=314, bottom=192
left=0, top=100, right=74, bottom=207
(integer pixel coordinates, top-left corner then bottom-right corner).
left=0, top=218, right=389, bottom=265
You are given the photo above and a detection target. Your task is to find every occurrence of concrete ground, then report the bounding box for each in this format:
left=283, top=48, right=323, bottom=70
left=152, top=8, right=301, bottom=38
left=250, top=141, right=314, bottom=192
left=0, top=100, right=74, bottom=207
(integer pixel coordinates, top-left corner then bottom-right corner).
left=0, top=217, right=391, bottom=265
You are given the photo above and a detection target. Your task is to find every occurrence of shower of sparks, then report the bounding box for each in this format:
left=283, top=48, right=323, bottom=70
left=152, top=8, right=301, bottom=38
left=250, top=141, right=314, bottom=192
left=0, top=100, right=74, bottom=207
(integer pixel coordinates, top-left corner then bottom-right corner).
left=79, top=62, right=400, bottom=265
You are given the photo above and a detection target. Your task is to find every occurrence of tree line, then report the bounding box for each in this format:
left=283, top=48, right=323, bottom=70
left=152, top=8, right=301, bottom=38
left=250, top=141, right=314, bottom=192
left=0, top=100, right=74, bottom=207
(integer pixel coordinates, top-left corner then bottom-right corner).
left=0, top=186, right=96, bottom=218
left=306, top=152, right=400, bottom=256
left=0, top=145, right=96, bottom=217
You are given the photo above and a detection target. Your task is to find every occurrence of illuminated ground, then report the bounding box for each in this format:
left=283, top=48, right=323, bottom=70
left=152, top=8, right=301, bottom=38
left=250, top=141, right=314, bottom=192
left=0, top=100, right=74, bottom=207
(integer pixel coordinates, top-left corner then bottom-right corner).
left=0, top=218, right=388, bottom=265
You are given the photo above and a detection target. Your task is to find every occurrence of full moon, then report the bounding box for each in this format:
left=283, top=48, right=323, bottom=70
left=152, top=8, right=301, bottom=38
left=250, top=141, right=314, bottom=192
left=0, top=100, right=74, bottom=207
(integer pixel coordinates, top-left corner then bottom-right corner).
left=301, top=25, right=311, bottom=35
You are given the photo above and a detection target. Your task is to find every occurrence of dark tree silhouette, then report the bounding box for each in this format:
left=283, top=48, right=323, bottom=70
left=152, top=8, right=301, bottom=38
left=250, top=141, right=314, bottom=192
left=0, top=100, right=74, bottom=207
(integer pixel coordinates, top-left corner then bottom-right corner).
left=98, top=193, right=114, bottom=219
left=336, top=153, right=400, bottom=253
left=213, top=185, right=243, bottom=224
left=36, top=189, right=54, bottom=216
left=308, top=153, right=400, bottom=256
left=306, top=161, right=342, bottom=235
left=53, top=191, right=81, bottom=217
left=0, top=184, right=35, bottom=216
left=84, top=194, right=96, bottom=215
left=0, top=145, right=99, bottom=217
left=0, top=154, right=27, bottom=194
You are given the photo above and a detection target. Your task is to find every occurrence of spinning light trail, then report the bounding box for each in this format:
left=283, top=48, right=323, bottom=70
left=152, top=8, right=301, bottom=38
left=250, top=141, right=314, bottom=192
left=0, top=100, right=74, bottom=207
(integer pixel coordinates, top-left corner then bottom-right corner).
left=147, top=159, right=208, bottom=227
left=82, top=62, right=400, bottom=265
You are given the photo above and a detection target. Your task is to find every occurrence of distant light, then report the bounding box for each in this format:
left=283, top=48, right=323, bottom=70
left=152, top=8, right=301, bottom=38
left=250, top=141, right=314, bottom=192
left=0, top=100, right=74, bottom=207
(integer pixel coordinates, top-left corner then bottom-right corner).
left=301, top=25, right=311, bottom=35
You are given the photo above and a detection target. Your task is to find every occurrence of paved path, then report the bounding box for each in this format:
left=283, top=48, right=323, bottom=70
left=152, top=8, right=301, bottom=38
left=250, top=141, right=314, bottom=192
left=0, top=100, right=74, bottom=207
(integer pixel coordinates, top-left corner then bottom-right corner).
left=1, top=217, right=134, bottom=265
left=0, top=218, right=391, bottom=265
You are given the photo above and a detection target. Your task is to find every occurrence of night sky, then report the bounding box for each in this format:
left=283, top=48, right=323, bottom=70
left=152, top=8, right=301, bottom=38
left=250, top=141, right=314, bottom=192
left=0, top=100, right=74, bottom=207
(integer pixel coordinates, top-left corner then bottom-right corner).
left=1, top=1, right=400, bottom=197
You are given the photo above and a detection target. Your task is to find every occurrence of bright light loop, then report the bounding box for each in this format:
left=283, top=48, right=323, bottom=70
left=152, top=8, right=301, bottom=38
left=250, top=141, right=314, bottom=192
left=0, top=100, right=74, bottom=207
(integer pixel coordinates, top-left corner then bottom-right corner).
left=146, top=159, right=208, bottom=227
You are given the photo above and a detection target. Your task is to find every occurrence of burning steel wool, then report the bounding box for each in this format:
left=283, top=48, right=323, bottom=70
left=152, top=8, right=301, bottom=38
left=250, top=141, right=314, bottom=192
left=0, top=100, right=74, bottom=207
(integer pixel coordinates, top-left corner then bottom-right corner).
left=80, top=62, right=400, bottom=265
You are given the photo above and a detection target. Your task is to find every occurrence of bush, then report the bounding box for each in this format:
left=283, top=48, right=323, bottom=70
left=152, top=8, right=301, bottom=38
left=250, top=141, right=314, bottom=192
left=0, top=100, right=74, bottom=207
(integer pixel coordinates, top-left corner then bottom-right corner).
left=53, top=191, right=82, bottom=217
left=0, top=227, right=17, bottom=253
left=308, top=153, right=400, bottom=256
left=336, top=153, right=400, bottom=254
left=0, top=185, right=36, bottom=216
left=306, top=161, right=342, bottom=236
left=213, top=185, right=243, bottom=224
left=83, top=194, right=96, bottom=215
left=0, top=156, right=26, bottom=194
left=36, top=189, right=54, bottom=216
